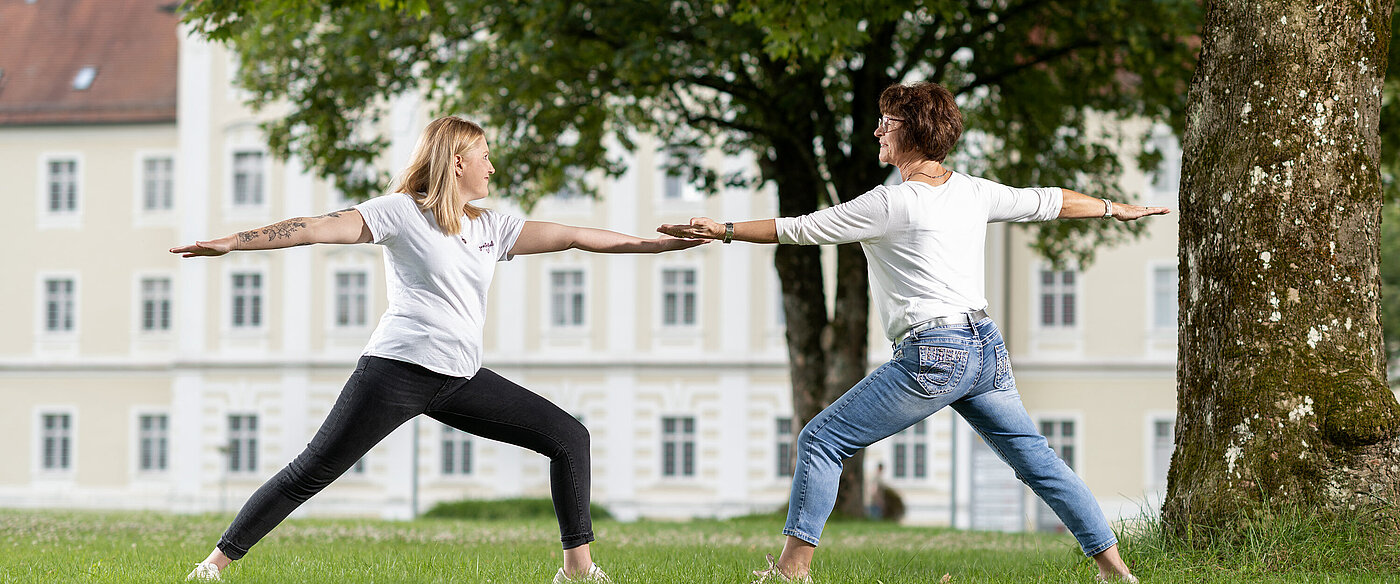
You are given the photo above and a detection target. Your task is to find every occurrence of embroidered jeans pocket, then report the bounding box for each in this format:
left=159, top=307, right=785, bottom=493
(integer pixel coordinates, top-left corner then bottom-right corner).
left=993, top=342, right=1014, bottom=390
left=917, top=345, right=968, bottom=396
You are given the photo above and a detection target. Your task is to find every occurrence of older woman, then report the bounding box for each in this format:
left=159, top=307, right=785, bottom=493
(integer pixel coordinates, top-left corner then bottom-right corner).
left=659, top=82, right=1165, bottom=583
left=174, top=115, right=703, bottom=583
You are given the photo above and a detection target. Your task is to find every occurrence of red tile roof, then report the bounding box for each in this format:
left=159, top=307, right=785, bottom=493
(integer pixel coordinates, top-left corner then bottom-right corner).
left=0, top=0, right=179, bottom=125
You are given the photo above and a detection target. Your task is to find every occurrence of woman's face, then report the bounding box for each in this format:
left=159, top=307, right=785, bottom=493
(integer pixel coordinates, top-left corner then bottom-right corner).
left=455, top=140, right=495, bottom=202
left=875, top=113, right=905, bottom=165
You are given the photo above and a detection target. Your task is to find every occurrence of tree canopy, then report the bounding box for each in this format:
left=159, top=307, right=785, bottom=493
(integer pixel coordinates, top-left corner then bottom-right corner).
left=185, top=0, right=1199, bottom=266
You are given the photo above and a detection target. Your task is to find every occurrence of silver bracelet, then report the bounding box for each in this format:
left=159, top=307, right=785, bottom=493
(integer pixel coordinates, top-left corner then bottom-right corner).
left=1101, top=198, right=1113, bottom=219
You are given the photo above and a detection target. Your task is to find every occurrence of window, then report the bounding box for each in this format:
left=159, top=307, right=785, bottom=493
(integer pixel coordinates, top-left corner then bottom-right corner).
left=1151, top=418, right=1175, bottom=489
left=550, top=269, right=586, bottom=327
left=41, top=413, right=72, bottom=471
left=46, top=158, right=78, bottom=214
left=43, top=278, right=75, bottom=333
left=1153, top=266, right=1178, bottom=332
left=142, top=156, right=174, bottom=211
left=230, top=272, right=263, bottom=328
left=1146, top=128, right=1182, bottom=207
left=1038, top=269, right=1077, bottom=327
left=334, top=271, right=368, bottom=328
left=140, top=278, right=172, bottom=332
left=892, top=419, right=928, bottom=479
left=661, top=269, right=697, bottom=326
left=661, top=416, right=696, bottom=478
left=663, top=169, right=685, bottom=200
left=232, top=151, right=265, bottom=207
left=1036, top=418, right=1077, bottom=532
left=227, top=414, right=258, bottom=473
left=138, top=414, right=169, bottom=472
left=441, top=425, right=473, bottom=475
left=775, top=417, right=794, bottom=477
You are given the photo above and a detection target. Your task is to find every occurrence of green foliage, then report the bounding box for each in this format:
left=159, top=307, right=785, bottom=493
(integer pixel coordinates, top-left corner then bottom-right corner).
left=423, top=497, right=614, bottom=521
left=180, top=0, right=1200, bottom=267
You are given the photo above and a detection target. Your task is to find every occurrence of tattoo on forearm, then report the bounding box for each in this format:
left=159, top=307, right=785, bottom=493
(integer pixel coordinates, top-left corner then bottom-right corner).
left=261, top=219, right=308, bottom=242
left=237, top=231, right=258, bottom=243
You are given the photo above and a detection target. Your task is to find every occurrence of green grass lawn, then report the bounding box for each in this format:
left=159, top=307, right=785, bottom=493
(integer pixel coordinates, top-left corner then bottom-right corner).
left=0, top=509, right=1393, bottom=583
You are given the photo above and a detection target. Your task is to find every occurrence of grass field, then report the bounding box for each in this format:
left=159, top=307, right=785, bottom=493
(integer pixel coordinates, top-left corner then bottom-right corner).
left=0, top=508, right=1394, bottom=583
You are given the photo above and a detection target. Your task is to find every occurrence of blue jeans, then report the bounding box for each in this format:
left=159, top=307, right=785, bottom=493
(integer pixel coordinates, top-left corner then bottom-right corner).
left=783, top=315, right=1117, bottom=557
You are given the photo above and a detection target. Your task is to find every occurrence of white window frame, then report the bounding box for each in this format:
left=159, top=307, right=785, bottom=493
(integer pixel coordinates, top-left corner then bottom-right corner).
left=1144, top=412, right=1176, bottom=492
left=890, top=418, right=930, bottom=481
left=1028, top=262, right=1083, bottom=356
left=775, top=416, right=795, bottom=479
left=658, top=267, right=700, bottom=329
left=226, top=413, right=260, bottom=475
left=1034, top=266, right=1081, bottom=331
left=440, top=424, right=474, bottom=478
left=226, top=268, right=267, bottom=333
left=135, top=274, right=174, bottom=336
left=1148, top=262, right=1179, bottom=336
left=34, top=407, right=77, bottom=479
left=660, top=415, right=697, bottom=479
left=655, top=149, right=704, bottom=205
left=37, top=152, right=83, bottom=229
left=132, top=409, right=171, bottom=476
left=223, top=130, right=271, bottom=221
left=133, top=150, right=176, bottom=221
left=36, top=272, right=79, bottom=339
left=331, top=269, right=371, bottom=330
left=1143, top=124, right=1181, bottom=210
left=230, top=150, right=267, bottom=208
left=1032, top=412, right=1082, bottom=532
left=547, top=267, right=588, bottom=330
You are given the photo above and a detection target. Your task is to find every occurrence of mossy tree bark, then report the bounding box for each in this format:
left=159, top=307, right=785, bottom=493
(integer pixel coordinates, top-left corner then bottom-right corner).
left=1166, top=0, right=1400, bottom=532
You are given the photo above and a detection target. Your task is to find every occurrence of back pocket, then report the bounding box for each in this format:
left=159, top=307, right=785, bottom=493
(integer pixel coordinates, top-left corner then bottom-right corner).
left=917, top=345, right=968, bottom=396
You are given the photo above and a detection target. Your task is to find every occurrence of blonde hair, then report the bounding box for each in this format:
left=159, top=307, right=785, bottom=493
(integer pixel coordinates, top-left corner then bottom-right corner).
left=390, top=115, right=486, bottom=235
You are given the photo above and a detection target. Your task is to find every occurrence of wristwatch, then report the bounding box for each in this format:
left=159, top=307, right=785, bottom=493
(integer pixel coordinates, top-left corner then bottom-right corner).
left=723, top=222, right=734, bottom=244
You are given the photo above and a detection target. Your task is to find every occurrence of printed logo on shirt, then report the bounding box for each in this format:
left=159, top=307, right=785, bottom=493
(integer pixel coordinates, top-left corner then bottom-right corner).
left=478, top=241, right=495, bottom=253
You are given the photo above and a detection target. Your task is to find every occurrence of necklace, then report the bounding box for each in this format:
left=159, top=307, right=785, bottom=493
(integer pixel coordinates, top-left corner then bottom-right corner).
left=907, top=167, right=952, bottom=183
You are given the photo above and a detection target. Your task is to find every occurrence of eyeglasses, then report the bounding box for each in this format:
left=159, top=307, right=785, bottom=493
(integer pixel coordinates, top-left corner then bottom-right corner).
left=876, top=115, right=904, bottom=132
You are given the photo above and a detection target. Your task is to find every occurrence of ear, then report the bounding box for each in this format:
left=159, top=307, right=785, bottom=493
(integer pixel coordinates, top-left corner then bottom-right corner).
left=453, top=153, right=464, bottom=176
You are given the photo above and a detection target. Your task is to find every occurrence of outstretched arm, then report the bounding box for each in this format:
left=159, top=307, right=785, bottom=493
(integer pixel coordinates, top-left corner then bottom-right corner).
left=169, top=209, right=373, bottom=258
left=1059, top=189, right=1171, bottom=221
left=509, top=221, right=709, bottom=256
left=657, top=218, right=779, bottom=244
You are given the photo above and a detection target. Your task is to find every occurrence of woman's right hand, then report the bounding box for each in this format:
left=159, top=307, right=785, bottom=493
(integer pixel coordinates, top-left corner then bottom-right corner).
left=657, top=217, right=724, bottom=240
left=170, top=237, right=234, bottom=258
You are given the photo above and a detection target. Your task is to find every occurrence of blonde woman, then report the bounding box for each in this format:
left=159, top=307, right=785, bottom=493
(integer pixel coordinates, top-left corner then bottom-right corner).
left=174, top=116, right=703, bottom=582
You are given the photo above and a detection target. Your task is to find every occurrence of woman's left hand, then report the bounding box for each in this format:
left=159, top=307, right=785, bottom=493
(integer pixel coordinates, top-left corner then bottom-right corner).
left=1112, top=203, right=1171, bottom=221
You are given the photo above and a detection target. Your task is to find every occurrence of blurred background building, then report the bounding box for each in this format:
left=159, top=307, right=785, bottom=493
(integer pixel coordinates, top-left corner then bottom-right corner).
left=0, top=0, right=1179, bottom=533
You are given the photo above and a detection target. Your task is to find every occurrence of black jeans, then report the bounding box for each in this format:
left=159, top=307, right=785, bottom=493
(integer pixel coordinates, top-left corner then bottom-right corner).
left=217, top=356, right=594, bottom=559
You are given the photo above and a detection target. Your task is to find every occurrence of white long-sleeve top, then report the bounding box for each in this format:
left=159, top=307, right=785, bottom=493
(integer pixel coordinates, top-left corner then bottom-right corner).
left=774, top=173, right=1063, bottom=341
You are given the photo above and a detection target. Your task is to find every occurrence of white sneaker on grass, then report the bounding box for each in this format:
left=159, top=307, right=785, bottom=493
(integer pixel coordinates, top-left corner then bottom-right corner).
left=552, top=563, right=612, bottom=583
left=185, top=562, right=222, bottom=581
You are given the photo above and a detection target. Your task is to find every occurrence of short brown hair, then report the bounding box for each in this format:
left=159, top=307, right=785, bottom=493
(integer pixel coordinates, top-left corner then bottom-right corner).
left=879, top=82, right=963, bottom=162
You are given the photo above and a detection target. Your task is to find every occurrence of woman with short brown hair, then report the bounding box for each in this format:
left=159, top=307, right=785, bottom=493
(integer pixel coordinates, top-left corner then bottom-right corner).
left=661, top=82, right=1163, bottom=583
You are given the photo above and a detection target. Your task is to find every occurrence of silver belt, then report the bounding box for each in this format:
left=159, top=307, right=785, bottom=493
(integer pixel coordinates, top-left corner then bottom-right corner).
left=893, top=309, right=989, bottom=346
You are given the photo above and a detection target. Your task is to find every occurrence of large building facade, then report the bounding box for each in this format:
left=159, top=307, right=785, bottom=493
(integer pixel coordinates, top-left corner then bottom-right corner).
left=1, top=0, right=1182, bottom=532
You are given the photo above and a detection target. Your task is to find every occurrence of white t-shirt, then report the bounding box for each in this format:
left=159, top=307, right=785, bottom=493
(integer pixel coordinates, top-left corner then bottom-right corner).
left=355, top=193, right=525, bottom=377
left=775, top=173, right=1062, bottom=341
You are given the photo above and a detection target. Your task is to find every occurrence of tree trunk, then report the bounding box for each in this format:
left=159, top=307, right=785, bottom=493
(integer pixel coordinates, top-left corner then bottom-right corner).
left=1166, top=0, right=1400, bottom=533
left=827, top=242, right=871, bottom=518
